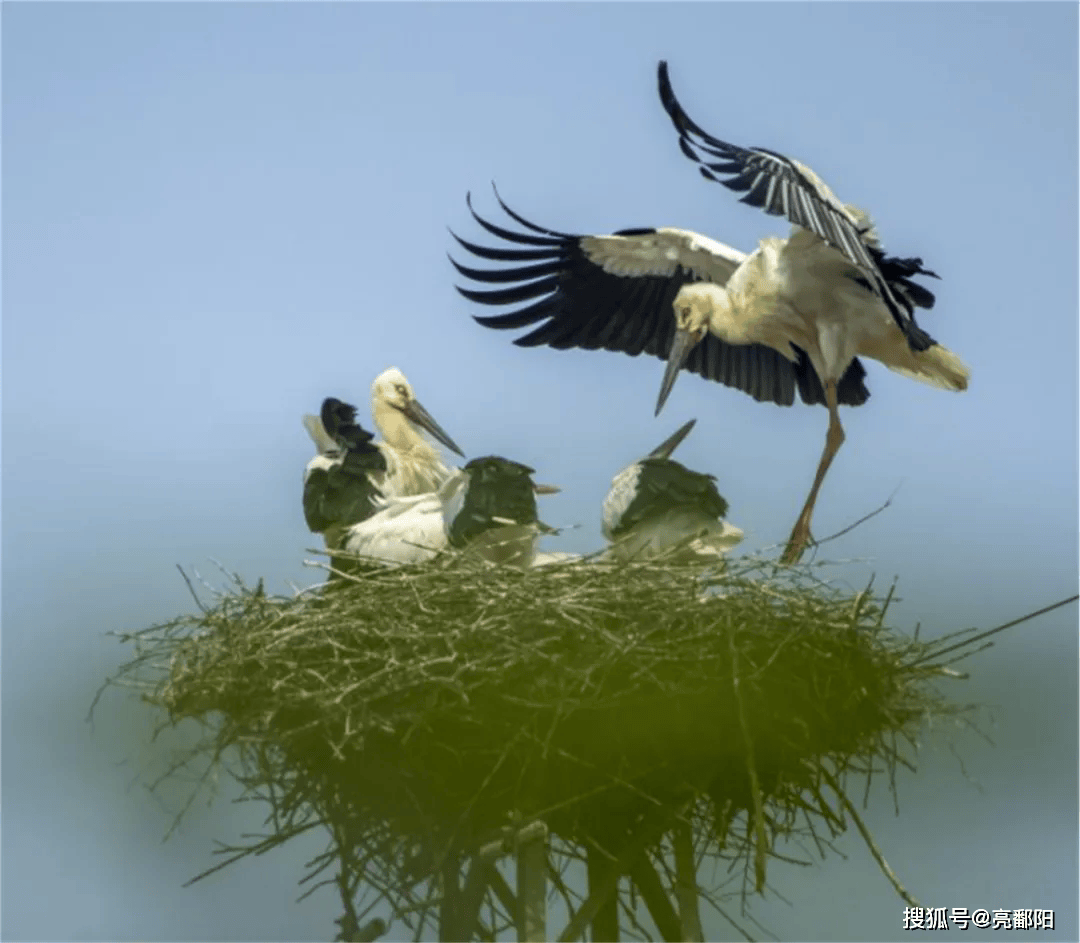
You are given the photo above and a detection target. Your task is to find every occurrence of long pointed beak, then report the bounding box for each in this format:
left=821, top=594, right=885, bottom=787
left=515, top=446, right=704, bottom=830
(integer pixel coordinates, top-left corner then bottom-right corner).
left=533, top=483, right=561, bottom=495
left=404, top=399, right=466, bottom=457
left=648, top=418, right=697, bottom=460
left=655, top=329, right=699, bottom=417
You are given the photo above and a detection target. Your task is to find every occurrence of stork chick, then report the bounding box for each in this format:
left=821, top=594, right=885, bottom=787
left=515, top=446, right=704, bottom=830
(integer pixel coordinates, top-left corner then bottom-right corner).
left=370, top=367, right=466, bottom=497
left=443, top=456, right=560, bottom=568
left=302, top=398, right=386, bottom=550
left=603, top=419, right=743, bottom=564
left=341, top=455, right=559, bottom=570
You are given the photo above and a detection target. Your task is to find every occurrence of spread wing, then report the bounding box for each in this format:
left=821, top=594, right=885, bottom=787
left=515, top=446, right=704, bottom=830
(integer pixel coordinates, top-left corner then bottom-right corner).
left=657, top=60, right=938, bottom=352
left=450, top=187, right=856, bottom=407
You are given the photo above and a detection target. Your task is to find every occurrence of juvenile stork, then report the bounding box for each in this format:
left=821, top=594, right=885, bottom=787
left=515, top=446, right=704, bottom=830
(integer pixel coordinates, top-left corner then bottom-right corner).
left=603, top=419, right=743, bottom=563
left=302, top=398, right=387, bottom=550
left=370, top=367, right=466, bottom=498
left=450, top=61, right=969, bottom=564
left=341, top=456, right=559, bottom=569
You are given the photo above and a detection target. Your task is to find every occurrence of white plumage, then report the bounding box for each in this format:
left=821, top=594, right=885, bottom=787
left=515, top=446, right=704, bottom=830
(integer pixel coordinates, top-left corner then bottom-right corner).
left=451, top=61, right=969, bottom=565
left=301, top=367, right=463, bottom=551
left=602, top=419, right=743, bottom=564
left=341, top=456, right=559, bottom=570
left=341, top=490, right=447, bottom=566
left=302, top=411, right=341, bottom=463
left=369, top=367, right=465, bottom=498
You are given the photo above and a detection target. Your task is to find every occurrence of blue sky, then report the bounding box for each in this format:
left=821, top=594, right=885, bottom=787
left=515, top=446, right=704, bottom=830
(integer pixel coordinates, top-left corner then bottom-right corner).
left=3, top=3, right=1077, bottom=941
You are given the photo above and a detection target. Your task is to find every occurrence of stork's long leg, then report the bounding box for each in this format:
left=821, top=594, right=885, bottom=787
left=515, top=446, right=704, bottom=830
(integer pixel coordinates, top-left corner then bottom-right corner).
left=781, top=380, right=845, bottom=565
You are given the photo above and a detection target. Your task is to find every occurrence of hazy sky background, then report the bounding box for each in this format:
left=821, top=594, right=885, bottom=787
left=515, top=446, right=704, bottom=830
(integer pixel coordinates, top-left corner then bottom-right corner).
left=3, top=3, right=1077, bottom=941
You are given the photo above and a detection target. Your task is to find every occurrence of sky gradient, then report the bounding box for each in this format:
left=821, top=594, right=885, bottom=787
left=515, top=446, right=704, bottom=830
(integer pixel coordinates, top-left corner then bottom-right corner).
left=3, top=3, right=1077, bottom=941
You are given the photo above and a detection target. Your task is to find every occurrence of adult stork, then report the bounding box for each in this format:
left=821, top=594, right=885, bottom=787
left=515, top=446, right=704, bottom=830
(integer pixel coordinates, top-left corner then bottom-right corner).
left=302, top=397, right=387, bottom=550
left=449, top=61, right=969, bottom=564
left=370, top=367, right=466, bottom=497
left=603, top=418, right=743, bottom=563
left=341, top=456, right=559, bottom=569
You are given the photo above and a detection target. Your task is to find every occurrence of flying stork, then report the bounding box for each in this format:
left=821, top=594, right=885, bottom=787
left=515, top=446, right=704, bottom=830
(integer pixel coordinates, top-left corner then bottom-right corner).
left=302, top=397, right=387, bottom=550
left=340, top=456, right=560, bottom=569
left=449, top=61, right=969, bottom=564
left=603, top=418, right=743, bottom=563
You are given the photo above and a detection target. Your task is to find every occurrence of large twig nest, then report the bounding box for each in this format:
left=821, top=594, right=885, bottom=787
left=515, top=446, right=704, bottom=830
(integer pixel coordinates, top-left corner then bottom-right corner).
left=125, top=554, right=959, bottom=876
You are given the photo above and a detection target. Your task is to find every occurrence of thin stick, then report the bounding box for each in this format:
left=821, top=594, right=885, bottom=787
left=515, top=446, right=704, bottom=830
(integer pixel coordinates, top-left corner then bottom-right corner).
left=334, top=844, right=362, bottom=942
left=176, top=564, right=209, bottom=613
left=820, top=765, right=920, bottom=907
left=815, top=485, right=901, bottom=548
left=909, top=595, right=1078, bottom=666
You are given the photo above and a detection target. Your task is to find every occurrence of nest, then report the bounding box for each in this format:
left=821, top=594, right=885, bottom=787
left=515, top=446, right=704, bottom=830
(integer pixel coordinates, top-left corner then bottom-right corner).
left=107, top=553, right=979, bottom=939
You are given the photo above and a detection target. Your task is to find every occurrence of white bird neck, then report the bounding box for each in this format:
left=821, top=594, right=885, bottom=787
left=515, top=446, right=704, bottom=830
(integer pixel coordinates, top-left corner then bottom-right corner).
left=372, top=401, right=439, bottom=461
left=696, top=283, right=754, bottom=346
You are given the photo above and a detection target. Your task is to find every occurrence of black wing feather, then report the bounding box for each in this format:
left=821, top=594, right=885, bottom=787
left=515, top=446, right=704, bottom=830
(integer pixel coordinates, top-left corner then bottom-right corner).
left=449, top=232, right=555, bottom=264
left=465, top=192, right=563, bottom=247
left=453, top=192, right=869, bottom=408
left=657, top=61, right=938, bottom=352
left=450, top=257, right=566, bottom=284
left=454, top=274, right=562, bottom=307
left=448, top=456, right=539, bottom=547
left=304, top=399, right=388, bottom=536
left=612, top=458, right=730, bottom=539
left=303, top=460, right=384, bottom=536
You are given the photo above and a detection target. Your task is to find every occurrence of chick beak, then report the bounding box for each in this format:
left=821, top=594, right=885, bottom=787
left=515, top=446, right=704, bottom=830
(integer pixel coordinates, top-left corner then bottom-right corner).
left=647, top=418, right=697, bottom=460
left=403, top=399, right=466, bottom=457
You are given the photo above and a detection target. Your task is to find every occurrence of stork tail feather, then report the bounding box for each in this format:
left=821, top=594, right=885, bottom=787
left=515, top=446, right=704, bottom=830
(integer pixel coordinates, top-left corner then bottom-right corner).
left=916, top=344, right=970, bottom=391
left=895, top=343, right=970, bottom=392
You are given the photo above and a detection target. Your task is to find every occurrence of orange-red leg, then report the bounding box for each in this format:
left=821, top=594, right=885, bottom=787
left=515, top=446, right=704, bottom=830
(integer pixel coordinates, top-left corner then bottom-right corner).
left=781, top=380, right=845, bottom=565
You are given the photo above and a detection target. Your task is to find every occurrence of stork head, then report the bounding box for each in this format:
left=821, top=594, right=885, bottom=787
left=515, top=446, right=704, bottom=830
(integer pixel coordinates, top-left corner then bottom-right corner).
left=371, top=367, right=414, bottom=413
left=370, top=367, right=465, bottom=457
left=655, top=284, right=715, bottom=416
